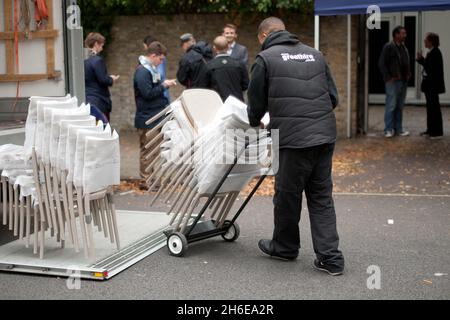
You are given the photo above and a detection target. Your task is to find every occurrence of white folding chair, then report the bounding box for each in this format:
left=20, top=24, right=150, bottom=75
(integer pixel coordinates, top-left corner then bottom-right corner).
left=65, top=122, right=104, bottom=257
left=57, top=117, right=97, bottom=253
left=0, top=144, right=29, bottom=227
left=72, top=124, right=111, bottom=259
left=47, top=105, right=92, bottom=248
left=180, top=89, right=223, bottom=132
left=34, top=98, right=78, bottom=234
left=83, top=131, right=121, bottom=260
left=14, top=175, right=44, bottom=258
left=24, top=95, right=71, bottom=159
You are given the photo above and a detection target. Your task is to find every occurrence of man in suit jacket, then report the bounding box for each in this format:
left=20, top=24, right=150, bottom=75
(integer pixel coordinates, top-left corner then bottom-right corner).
left=223, top=24, right=248, bottom=67
left=199, top=36, right=249, bottom=102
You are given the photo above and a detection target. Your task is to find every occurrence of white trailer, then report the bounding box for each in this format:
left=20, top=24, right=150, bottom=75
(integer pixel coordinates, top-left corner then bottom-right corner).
left=0, top=0, right=171, bottom=280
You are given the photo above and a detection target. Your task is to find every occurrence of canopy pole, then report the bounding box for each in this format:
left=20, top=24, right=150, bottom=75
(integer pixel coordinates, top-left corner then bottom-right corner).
left=314, top=15, right=320, bottom=50
left=364, top=26, right=369, bottom=134
left=347, top=14, right=352, bottom=138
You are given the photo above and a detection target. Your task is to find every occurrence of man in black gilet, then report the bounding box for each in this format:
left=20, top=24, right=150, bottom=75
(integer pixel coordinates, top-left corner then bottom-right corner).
left=247, top=17, right=344, bottom=276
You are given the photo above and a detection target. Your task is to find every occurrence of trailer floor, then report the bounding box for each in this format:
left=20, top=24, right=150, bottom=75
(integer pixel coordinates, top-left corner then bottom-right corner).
left=0, top=210, right=170, bottom=280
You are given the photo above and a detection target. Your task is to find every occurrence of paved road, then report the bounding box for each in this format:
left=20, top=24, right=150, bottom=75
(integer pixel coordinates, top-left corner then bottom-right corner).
left=1, top=193, right=449, bottom=300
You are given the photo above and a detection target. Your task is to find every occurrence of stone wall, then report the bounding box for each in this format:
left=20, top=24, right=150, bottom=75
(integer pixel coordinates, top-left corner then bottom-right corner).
left=105, top=13, right=358, bottom=136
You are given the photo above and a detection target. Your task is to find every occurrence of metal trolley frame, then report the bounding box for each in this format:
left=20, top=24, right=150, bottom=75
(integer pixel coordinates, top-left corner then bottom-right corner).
left=165, top=142, right=269, bottom=257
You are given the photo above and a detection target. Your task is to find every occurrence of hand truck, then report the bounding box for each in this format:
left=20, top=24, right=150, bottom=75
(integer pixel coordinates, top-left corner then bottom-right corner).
left=164, top=142, right=269, bottom=257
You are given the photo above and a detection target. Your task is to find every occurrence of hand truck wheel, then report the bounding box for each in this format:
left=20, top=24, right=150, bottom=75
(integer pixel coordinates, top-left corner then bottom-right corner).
left=167, top=232, right=188, bottom=257
left=221, top=220, right=240, bottom=242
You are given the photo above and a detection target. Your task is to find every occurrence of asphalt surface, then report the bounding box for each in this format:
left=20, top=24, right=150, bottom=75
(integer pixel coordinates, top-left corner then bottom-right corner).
left=1, top=106, right=449, bottom=299
left=0, top=193, right=449, bottom=300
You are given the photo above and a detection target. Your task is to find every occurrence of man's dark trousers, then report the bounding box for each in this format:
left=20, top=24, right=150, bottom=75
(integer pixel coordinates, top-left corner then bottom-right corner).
left=272, top=143, right=344, bottom=269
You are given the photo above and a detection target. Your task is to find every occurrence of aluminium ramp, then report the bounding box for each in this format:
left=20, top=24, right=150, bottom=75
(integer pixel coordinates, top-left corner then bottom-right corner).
left=0, top=210, right=171, bottom=280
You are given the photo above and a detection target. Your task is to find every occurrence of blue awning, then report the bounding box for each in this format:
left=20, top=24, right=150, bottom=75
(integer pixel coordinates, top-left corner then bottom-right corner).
left=315, top=0, right=450, bottom=16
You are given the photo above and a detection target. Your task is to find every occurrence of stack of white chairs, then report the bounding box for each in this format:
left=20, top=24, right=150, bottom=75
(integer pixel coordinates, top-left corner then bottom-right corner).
left=0, top=95, right=121, bottom=261
left=145, top=89, right=272, bottom=233
left=0, top=143, right=41, bottom=255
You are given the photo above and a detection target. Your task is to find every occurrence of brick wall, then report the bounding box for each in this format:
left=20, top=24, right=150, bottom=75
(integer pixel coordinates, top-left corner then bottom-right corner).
left=319, top=15, right=359, bottom=137
left=105, top=14, right=358, bottom=136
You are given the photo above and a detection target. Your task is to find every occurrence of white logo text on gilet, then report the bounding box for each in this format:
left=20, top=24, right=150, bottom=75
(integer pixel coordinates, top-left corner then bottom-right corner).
left=281, top=53, right=316, bottom=62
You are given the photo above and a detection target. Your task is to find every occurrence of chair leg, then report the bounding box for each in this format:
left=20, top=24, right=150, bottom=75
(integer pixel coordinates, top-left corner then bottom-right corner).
left=98, top=199, right=109, bottom=238
left=76, top=190, right=89, bottom=259
left=44, top=163, right=58, bottom=236
left=59, top=173, right=75, bottom=249
left=66, top=180, right=80, bottom=252
left=31, top=152, right=49, bottom=229
left=102, top=198, right=114, bottom=243
left=19, top=195, right=25, bottom=240
left=103, top=196, right=115, bottom=243
left=174, top=188, right=197, bottom=232
left=33, top=204, right=39, bottom=255
left=39, top=173, right=53, bottom=229
left=52, top=168, right=65, bottom=243
left=214, top=193, right=235, bottom=227
left=39, top=208, right=45, bottom=259
left=26, top=196, right=31, bottom=248
left=83, top=195, right=96, bottom=261
left=2, top=178, right=7, bottom=226
left=33, top=203, right=45, bottom=259
left=0, top=179, right=2, bottom=221
left=180, top=194, right=200, bottom=234
left=210, top=196, right=225, bottom=220
left=8, top=183, right=13, bottom=231
left=107, top=193, right=120, bottom=250
left=218, top=192, right=239, bottom=228
left=91, top=201, right=100, bottom=231
left=13, top=186, right=19, bottom=236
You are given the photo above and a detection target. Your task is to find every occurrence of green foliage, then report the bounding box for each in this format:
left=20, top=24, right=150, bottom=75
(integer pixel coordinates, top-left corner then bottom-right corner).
left=78, top=0, right=313, bottom=50
left=80, top=0, right=313, bottom=15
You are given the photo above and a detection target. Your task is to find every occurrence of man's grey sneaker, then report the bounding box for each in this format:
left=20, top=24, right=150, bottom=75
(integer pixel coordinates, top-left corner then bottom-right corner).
left=313, top=259, right=344, bottom=276
left=420, top=131, right=430, bottom=137
left=429, top=135, right=443, bottom=140
left=384, top=131, right=394, bottom=138
left=398, top=131, right=410, bottom=137
left=258, top=239, right=297, bottom=261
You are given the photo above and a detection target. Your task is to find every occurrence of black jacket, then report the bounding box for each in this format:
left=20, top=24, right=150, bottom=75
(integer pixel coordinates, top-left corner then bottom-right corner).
left=417, top=47, right=446, bottom=94
left=84, top=55, right=113, bottom=114
left=247, top=30, right=339, bottom=149
left=199, top=54, right=249, bottom=102
left=134, top=65, right=169, bottom=129
left=177, top=41, right=213, bottom=88
left=378, top=41, right=411, bottom=82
